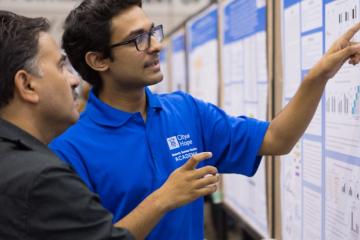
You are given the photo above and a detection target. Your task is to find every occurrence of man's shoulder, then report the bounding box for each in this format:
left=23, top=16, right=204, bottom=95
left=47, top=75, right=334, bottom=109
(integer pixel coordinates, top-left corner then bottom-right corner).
left=157, top=90, right=192, bottom=101
left=0, top=142, right=71, bottom=199
left=156, top=91, right=200, bottom=110
left=1, top=143, right=68, bottom=175
left=156, top=91, right=217, bottom=118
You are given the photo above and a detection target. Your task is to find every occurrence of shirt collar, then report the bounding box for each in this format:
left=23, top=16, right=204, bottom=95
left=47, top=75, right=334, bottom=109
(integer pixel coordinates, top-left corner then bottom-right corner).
left=86, top=87, right=163, bottom=128
left=145, top=87, right=163, bottom=110
left=0, top=118, right=52, bottom=153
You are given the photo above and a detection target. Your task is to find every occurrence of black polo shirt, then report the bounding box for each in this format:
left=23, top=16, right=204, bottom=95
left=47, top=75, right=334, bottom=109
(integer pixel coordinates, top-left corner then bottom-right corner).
left=0, top=118, right=133, bottom=240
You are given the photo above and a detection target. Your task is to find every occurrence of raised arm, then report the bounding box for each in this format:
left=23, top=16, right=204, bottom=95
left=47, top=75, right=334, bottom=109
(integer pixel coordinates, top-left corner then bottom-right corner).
left=260, top=22, right=360, bottom=155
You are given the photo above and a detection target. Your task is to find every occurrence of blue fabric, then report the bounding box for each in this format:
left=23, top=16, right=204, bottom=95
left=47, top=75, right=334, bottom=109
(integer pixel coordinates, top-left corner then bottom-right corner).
left=49, top=88, right=269, bottom=240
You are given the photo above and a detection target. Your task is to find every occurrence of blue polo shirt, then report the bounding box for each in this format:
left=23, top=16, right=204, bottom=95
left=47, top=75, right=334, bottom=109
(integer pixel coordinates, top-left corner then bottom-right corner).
left=50, top=88, right=269, bottom=240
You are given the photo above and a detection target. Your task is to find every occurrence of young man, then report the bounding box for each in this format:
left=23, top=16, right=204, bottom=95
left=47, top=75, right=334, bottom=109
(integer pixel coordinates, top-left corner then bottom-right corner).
left=50, top=0, right=360, bottom=239
left=0, top=10, right=219, bottom=240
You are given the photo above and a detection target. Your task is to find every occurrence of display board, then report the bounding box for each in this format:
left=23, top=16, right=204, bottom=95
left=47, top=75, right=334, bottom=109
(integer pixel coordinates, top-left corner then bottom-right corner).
left=186, top=4, right=219, bottom=105
left=221, top=0, right=269, bottom=237
left=281, top=1, right=360, bottom=240
left=170, top=29, right=187, bottom=92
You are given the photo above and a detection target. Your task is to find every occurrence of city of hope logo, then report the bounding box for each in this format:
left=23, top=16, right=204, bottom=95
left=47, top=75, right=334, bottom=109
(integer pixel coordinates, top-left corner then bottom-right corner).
left=167, top=136, right=180, bottom=150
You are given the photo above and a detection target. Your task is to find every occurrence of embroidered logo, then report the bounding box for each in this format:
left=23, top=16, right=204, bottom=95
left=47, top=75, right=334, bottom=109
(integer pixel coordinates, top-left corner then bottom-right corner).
left=167, top=136, right=180, bottom=150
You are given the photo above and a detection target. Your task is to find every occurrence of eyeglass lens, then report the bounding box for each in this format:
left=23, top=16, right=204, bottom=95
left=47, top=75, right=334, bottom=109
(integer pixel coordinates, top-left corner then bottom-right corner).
left=136, top=26, right=163, bottom=51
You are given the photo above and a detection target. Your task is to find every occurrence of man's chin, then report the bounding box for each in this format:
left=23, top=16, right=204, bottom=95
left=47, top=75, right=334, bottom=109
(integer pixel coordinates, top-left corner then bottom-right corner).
left=147, top=74, right=164, bottom=86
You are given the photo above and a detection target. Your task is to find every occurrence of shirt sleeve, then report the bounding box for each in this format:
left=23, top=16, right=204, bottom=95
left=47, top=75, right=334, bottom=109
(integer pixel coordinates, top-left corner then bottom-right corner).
left=28, top=166, right=134, bottom=240
left=191, top=96, right=270, bottom=176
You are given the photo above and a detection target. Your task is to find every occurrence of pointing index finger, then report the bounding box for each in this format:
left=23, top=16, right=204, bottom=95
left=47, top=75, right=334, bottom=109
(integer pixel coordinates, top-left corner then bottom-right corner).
left=181, top=152, right=213, bottom=170
left=342, top=22, right=360, bottom=41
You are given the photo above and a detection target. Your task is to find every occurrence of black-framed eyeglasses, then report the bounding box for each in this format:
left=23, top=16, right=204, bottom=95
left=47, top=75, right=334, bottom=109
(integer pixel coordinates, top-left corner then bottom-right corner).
left=110, top=25, right=164, bottom=52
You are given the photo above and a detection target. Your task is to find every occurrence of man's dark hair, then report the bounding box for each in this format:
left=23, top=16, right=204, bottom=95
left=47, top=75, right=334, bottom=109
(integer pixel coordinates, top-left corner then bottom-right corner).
left=62, top=0, right=142, bottom=93
left=0, top=11, right=49, bottom=109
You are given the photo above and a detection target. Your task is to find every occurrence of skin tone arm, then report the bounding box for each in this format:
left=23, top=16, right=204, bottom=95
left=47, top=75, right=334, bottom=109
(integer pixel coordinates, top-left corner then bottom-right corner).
left=259, top=22, right=360, bottom=156
left=114, top=152, right=219, bottom=240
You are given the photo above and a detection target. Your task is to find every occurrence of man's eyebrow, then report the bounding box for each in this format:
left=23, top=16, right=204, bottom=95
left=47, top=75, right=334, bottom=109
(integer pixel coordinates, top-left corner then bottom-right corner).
left=125, top=23, right=155, bottom=39
left=58, top=54, right=67, bottom=65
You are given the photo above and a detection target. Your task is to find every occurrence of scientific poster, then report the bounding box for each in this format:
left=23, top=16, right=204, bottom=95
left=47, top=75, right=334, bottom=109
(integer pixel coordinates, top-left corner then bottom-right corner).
left=281, top=1, right=360, bottom=239
left=221, top=0, right=269, bottom=237
left=170, top=29, right=187, bottom=92
left=186, top=4, right=219, bottom=105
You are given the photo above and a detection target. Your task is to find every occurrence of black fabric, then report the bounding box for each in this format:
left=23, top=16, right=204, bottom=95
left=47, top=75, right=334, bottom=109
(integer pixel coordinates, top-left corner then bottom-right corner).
left=0, top=118, right=133, bottom=240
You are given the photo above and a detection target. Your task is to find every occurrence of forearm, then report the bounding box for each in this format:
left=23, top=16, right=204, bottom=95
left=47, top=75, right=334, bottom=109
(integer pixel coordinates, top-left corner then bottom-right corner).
left=260, top=22, right=360, bottom=155
left=114, top=189, right=169, bottom=240
left=113, top=152, right=218, bottom=239
left=261, top=73, right=327, bottom=155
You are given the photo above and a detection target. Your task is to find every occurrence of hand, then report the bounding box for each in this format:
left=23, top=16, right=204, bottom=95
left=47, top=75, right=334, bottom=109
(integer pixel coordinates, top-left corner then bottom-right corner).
left=307, top=22, right=360, bottom=81
left=156, top=152, right=219, bottom=211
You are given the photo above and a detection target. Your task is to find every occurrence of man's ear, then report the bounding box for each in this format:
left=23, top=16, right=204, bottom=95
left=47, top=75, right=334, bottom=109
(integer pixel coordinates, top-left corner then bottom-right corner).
left=14, top=70, right=39, bottom=104
left=85, top=51, right=110, bottom=72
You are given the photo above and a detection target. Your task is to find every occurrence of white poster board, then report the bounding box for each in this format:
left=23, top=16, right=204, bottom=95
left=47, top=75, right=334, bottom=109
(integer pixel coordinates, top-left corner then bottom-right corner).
left=281, top=1, right=360, bottom=240
left=186, top=4, right=219, bottom=105
left=221, top=0, right=269, bottom=237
